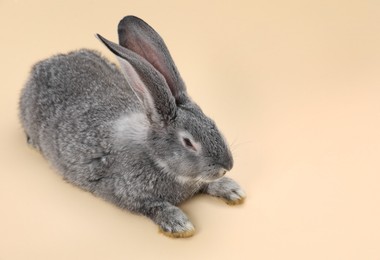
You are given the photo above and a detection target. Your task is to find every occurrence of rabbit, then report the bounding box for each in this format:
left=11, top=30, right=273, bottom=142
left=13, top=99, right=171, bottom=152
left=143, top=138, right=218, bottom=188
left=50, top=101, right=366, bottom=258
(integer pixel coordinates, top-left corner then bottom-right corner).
left=19, top=15, right=246, bottom=238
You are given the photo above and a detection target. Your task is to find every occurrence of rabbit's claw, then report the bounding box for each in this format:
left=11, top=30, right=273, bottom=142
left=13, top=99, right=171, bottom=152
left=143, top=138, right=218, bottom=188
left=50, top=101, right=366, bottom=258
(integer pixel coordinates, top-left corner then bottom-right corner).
left=204, top=177, right=246, bottom=205
left=156, top=205, right=195, bottom=238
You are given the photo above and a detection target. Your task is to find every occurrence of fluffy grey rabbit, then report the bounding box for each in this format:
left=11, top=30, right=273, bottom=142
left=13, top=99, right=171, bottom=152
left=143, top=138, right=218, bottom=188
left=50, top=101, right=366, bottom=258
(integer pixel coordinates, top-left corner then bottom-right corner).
left=19, top=16, right=245, bottom=238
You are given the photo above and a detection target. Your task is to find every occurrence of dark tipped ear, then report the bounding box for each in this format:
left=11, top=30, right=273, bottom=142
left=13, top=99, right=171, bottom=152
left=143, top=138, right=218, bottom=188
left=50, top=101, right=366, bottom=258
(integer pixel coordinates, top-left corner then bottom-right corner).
left=118, top=16, right=187, bottom=105
left=96, top=34, right=177, bottom=123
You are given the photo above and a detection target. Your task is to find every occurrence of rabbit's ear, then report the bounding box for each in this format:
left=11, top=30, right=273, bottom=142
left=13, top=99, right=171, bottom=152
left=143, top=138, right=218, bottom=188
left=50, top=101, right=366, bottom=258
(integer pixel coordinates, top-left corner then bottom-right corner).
left=118, top=16, right=187, bottom=105
left=97, top=34, right=177, bottom=123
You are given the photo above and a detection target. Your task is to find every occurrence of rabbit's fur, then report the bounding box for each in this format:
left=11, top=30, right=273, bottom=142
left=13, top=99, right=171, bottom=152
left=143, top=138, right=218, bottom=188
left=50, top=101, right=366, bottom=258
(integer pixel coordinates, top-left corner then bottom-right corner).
left=19, top=16, right=245, bottom=238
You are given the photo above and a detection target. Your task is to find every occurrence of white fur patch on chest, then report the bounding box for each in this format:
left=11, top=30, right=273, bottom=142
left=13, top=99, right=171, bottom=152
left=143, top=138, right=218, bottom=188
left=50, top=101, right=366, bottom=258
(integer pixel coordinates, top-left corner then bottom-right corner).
left=113, top=113, right=149, bottom=147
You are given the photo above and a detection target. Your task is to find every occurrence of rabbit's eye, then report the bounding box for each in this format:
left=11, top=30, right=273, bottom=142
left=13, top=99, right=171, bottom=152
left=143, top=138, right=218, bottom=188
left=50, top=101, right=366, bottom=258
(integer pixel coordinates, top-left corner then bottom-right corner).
left=179, top=131, right=200, bottom=153
left=183, top=137, right=196, bottom=151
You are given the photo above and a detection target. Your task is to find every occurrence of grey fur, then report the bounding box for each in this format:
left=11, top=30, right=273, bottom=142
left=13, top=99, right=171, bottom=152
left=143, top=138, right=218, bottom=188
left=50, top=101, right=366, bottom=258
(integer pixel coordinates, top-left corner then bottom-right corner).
left=19, top=16, right=245, bottom=237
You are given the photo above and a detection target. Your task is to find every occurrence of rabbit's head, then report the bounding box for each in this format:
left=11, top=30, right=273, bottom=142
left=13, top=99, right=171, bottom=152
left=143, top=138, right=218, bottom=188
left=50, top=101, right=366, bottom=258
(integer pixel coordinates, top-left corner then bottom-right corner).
left=98, top=16, right=233, bottom=182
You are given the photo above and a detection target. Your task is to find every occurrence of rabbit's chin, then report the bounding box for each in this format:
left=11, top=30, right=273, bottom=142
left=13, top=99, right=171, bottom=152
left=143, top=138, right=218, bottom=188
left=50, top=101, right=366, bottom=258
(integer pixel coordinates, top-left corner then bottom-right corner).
left=175, top=169, right=227, bottom=184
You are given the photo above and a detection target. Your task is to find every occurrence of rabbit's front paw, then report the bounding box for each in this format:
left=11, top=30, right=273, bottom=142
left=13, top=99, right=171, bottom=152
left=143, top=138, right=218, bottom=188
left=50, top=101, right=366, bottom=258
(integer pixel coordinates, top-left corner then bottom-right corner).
left=204, top=177, right=246, bottom=205
left=156, top=205, right=195, bottom=238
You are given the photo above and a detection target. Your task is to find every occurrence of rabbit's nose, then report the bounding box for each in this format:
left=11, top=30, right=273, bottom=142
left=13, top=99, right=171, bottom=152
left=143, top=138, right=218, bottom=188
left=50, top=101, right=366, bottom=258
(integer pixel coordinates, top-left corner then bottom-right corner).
left=218, top=156, right=233, bottom=171
left=218, top=149, right=233, bottom=171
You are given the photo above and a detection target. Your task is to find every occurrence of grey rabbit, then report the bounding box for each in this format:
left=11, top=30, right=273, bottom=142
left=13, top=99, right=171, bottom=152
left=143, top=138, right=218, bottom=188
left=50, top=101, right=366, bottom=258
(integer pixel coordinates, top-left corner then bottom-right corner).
left=19, top=16, right=245, bottom=238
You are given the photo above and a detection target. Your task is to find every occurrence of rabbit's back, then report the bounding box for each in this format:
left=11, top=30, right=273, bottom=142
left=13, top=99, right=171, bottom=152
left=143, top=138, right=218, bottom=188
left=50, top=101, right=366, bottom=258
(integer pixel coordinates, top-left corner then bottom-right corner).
left=20, top=49, right=140, bottom=183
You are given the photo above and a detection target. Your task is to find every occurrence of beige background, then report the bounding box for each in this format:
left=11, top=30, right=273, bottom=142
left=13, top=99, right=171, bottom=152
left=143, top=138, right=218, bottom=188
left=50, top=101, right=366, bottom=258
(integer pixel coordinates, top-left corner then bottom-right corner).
left=1, top=0, right=380, bottom=259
